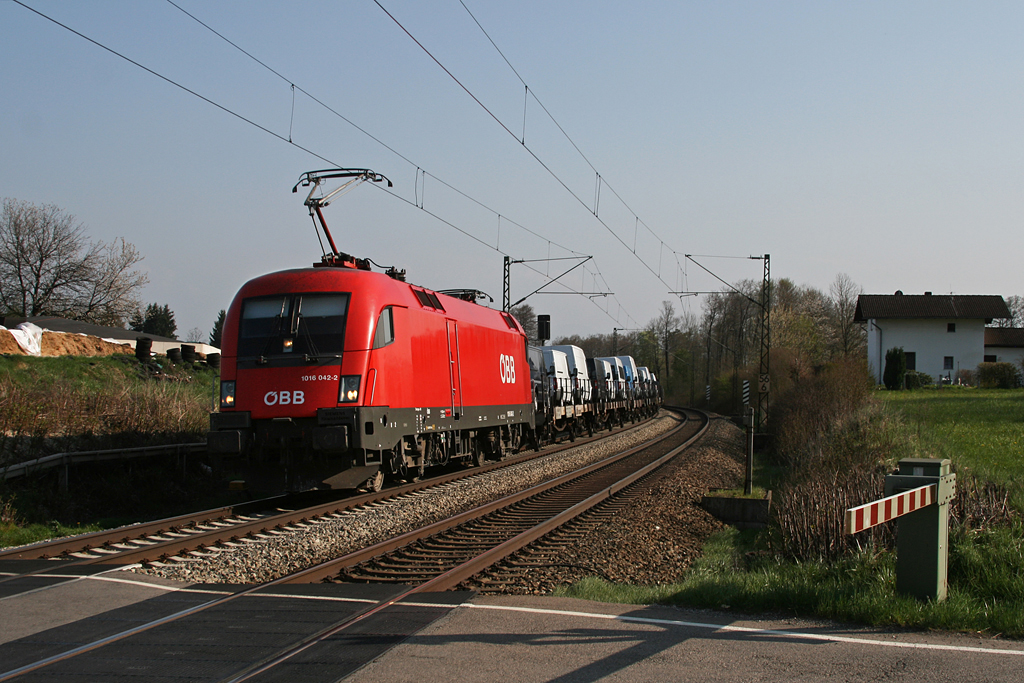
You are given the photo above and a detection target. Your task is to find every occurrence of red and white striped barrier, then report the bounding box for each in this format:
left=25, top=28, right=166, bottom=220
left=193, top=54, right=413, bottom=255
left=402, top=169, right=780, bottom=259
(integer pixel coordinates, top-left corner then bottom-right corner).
left=844, top=484, right=936, bottom=535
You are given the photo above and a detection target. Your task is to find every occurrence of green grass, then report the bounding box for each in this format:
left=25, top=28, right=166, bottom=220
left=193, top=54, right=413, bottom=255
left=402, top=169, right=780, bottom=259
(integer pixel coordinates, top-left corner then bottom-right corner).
left=0, top=519, right=105, bottom=549
left=557, top=525, right=1024, bottom=637
left=0, top=353, right=218, bottom=396
left=882, top=388, right=1024, bottom=510
left=704, top=486, right=769, bottom=500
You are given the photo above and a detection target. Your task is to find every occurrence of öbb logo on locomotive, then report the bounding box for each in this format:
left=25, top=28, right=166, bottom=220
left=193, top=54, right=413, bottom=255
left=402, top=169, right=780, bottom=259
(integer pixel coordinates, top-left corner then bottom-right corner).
left=499, top=353, right=516, bottom=384
left=264, top=390, right=305, bottom=406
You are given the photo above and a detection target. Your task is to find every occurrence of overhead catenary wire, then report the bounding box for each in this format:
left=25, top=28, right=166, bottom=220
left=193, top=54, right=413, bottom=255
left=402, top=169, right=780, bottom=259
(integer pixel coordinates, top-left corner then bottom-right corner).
left=456, top=2, right=767, bottom=309
left=375, top=0, right=680, bottom=296
left=13, top=0, right=640, bottom=328
left=162, top=0, right=640, bottom=324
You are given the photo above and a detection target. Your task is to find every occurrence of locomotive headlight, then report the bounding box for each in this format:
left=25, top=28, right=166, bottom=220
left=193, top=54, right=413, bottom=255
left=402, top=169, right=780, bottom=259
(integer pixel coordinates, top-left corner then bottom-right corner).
left=339, top=375, right=360, bottom=403
left=220, top=380, right=236, bottom=409
left=282, top=338, right=294, bottom=353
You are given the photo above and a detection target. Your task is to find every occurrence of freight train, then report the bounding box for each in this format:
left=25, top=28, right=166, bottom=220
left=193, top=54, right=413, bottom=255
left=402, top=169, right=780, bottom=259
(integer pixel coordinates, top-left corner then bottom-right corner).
left=206, top=169, right=661, bottom=491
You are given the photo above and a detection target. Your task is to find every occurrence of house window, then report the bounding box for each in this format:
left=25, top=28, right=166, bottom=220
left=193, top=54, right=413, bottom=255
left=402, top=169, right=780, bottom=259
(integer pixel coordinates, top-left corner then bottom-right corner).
left=943, top=356, right=954, bottom=370
left=947, top=323, right=956, bottom=332
left=905, top=352, right=916, bottom=371
left=984, top=355, right=997, bottom=363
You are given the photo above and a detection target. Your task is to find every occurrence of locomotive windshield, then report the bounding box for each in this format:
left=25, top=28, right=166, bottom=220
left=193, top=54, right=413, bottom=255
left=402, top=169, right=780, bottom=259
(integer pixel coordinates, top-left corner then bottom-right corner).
left=238, top=292, right=349, bottom=359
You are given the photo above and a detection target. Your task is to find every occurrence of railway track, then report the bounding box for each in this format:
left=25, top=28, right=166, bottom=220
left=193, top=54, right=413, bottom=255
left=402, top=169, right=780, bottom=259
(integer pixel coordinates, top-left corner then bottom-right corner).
left=0, top=415, right=656, bottom=574
left=281, top=408, right=707, bottom=589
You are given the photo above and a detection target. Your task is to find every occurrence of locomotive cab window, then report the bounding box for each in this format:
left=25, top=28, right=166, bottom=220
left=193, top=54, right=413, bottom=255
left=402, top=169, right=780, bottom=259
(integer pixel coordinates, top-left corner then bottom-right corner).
left=372, top=307, right=395, bottom=349
left=238, top=292, right=349, bottom=358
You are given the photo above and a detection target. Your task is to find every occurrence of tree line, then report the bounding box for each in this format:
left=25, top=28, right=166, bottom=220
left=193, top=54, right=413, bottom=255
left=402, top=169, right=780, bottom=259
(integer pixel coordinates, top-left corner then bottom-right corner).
left=512, top=272, right=870, bottom=413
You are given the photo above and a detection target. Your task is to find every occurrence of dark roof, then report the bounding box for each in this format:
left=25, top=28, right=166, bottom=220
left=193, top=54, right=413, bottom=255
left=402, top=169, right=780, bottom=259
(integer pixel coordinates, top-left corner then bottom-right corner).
left=0, top=316, right=179, bottom=343
left=854, top=294, right=1010, bottom=322
left=985, top=327, right=1024, bottom=348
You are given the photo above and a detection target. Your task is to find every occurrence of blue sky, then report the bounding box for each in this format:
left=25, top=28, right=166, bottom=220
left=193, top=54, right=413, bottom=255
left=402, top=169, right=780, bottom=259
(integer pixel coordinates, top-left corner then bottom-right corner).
left=2, top=1, right=1022, bottom=340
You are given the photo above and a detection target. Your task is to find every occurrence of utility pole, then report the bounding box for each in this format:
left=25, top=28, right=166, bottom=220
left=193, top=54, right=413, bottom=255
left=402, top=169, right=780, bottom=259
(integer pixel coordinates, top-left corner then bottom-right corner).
left=756, top=254, right=770, bottom=432
left=503, top=256, right=512, bottom=312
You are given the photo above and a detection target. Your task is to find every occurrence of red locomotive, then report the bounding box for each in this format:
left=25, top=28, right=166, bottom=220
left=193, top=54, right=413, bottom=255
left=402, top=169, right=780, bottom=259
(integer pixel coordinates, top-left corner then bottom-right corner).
left=207, top=170, right=534, bottom=491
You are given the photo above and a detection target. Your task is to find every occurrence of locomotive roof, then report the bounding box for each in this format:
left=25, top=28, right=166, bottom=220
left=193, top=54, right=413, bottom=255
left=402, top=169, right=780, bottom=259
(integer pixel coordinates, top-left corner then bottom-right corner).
left=236, top=266, right=523, bottom=332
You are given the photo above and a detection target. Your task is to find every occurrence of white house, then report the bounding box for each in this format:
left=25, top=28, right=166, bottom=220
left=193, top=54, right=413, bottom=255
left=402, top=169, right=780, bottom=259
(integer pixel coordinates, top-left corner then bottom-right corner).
left=984, top=327, right=1024, bottom=368
left=854, top=292, right=1010, bottom=384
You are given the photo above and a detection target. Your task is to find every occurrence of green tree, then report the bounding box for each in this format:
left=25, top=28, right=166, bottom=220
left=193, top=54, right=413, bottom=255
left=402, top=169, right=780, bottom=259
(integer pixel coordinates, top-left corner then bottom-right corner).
left=210, top=309, right=225, bottom=348
left=131, top=303, right=177, bottom=338
left=882, top=346, right=906, bottom=390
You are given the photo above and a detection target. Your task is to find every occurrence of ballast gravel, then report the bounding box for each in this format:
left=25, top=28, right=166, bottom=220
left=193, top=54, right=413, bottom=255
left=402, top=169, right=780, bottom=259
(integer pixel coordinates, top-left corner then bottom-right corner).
left=132, top=413, right=685, bottom=585
left=475, top=416, right=746, bottom=594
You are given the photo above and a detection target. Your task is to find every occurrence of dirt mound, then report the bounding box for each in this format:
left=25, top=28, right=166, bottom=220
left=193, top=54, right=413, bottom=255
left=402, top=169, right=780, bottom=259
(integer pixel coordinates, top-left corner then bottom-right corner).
left=0, top=329, right=132, bottom=357
left=0, top=330, right=23, bottom=355
left=41, top=331, right=132, bottom=356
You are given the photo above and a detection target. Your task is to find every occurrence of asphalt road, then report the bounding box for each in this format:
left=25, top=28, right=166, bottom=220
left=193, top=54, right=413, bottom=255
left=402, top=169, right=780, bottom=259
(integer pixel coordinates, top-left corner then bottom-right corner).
left=3, top=567, right=1022, bottom=682
left=348, top=595, right=1024, bottom=682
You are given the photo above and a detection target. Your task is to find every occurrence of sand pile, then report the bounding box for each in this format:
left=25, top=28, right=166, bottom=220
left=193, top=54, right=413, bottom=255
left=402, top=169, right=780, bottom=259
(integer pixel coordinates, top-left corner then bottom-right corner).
left=0, top=329, right=131, bottom=357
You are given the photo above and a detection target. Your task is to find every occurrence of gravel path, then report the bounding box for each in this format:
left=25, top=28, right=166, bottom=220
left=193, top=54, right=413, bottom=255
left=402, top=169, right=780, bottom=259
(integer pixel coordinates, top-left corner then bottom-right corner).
left=132, top=413, right=685, bottom=584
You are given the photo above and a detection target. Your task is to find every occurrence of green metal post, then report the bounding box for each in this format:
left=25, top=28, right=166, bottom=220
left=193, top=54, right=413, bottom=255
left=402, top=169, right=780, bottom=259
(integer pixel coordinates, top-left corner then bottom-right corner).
left=884, top=458, right=956, bottom=601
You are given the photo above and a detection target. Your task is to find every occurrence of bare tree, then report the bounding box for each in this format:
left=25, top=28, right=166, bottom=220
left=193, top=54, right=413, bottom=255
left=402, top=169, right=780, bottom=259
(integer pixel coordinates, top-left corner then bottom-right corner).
left=0, top=198, right=147, bottom=326
left=653, top=300, right=680, bottom=382
left=828, top=272, right=864, bottom=357
left=509, top=303, right=538, bottom=343
left=185, top=327, right=205, bottom=343
left=994, top=295, right=1024, bottom=328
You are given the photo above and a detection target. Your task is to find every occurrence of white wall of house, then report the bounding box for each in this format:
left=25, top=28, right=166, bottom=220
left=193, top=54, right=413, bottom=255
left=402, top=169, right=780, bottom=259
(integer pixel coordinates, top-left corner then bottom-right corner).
left=984, top=346, right=1024, bottom=368
left=867, top=318, right=986, bottom=383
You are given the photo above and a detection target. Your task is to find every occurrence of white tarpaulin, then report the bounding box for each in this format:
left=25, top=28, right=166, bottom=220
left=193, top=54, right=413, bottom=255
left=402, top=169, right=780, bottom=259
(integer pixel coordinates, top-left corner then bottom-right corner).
left=1, top=322, right=43, bottom=356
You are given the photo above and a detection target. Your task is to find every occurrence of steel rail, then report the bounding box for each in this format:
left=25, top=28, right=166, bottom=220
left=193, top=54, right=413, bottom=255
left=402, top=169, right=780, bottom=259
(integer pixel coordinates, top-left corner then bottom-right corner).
left=279, top=409, right=700, bottom=584
left=419, top=411, right=708, bottom=591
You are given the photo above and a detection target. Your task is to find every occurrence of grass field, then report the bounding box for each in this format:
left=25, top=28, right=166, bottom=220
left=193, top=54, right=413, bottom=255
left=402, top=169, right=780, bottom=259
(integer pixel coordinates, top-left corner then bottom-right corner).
left=881, top=387, right=1024, bottom=510
left=558, top=387, right=1024, bottom=637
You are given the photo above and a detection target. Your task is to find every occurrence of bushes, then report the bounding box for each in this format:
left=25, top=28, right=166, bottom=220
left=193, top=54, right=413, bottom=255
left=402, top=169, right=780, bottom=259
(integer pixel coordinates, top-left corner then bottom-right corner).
left=768, top=357, right=903, bottom=561
left=976, top=362, right=1022, bottom=389
left=904, top=370, right=934, bottom=390
left=769, top=357, right=873, bottom=470
left=769, top=401, right=910, bottom=561
left=0, top=355, right=214, bottom=466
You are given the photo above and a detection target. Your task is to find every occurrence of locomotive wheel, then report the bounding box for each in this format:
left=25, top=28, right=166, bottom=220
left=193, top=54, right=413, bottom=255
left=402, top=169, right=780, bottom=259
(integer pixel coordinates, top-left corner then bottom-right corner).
left=473, top=441, right=486, bottom=467
left=511, top=425, right=524, bottom=453
left=363, top=469, right=384, bottom=492
left=388, top=448, right=408, bottom=480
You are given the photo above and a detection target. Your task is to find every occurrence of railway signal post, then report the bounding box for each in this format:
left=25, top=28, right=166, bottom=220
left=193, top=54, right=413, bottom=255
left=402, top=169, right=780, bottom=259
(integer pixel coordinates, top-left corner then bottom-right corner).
left=742, top=406, right=754, bottom=495
left=845, top=458, right=956, bottom=601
